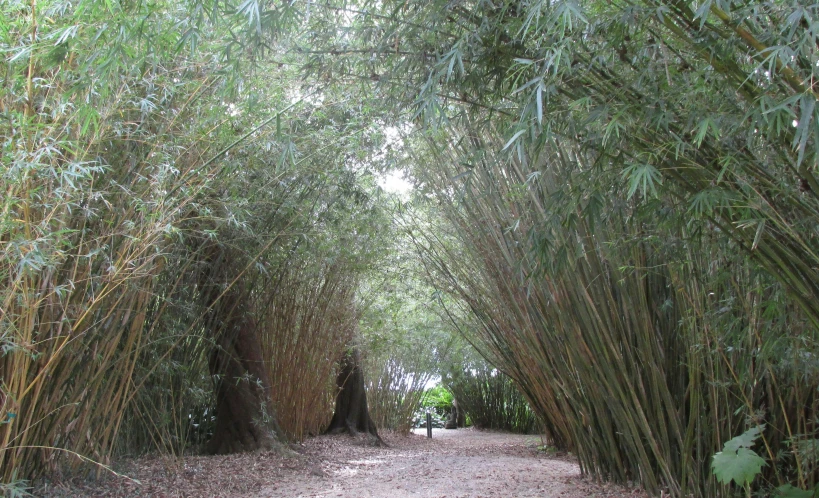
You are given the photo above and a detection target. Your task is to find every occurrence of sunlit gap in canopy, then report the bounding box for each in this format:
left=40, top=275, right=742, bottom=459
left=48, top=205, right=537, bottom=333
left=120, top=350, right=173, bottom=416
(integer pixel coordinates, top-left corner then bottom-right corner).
left=376, top=125, right=414, bottom=198
left=378, top=170, right=413, bottom=197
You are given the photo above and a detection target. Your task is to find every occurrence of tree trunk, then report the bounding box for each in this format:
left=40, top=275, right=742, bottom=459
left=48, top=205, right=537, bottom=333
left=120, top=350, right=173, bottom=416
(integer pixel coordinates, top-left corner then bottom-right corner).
left=445, top=398, right=466, bottom=429
left=325, top=349, right=382, bottom=444
left=199, top=246, right=282, bottom=454
left=206, top=304, right=282, bottom=454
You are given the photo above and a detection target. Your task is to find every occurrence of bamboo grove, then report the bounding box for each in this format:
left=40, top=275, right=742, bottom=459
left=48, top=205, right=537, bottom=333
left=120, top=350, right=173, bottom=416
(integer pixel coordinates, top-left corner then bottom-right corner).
left=3, top=0, right=819, bottom=496
left=362, top=0, right=819, bottom=495
left=0, top=0, right=407, bottom=485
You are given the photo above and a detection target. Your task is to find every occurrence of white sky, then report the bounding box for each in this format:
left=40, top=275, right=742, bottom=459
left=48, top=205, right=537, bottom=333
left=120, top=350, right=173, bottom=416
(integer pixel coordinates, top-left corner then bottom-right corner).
left=425, top=375, right=441, bottom=390
left=378, top=170, right=413, bottom=196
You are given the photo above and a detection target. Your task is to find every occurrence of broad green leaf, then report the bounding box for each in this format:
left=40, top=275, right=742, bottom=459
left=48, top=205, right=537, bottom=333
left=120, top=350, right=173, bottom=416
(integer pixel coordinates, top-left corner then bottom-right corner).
left=724, top=425, right=764, bottom=452
left=712, top=426, right=767, bottom=486
left=712, top=447, right=766, bottom=486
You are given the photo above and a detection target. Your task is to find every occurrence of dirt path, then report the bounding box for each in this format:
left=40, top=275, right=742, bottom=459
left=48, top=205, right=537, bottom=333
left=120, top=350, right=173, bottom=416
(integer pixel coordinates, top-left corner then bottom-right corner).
left=41, top=429, right=647, bottom=497
left=264, top=429, right=645, bottom=498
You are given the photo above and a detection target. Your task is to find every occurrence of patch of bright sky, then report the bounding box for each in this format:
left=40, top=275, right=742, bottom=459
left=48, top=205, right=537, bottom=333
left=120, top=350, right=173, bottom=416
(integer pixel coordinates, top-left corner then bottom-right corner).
left=425, top=375, right=441, bottom=390
left=377, top=125, right=414, bottom=197
left=378, top=170, right=413, bottom=196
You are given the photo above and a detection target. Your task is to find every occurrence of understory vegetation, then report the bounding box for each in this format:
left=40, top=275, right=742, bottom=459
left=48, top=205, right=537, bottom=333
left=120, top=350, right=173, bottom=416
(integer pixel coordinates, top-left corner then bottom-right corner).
left=2, top=0, right=819, bottom=496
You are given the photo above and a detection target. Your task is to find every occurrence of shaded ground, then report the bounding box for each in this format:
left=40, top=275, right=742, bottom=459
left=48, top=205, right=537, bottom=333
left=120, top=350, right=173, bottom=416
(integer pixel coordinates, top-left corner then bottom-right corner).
left=38, top=428, right=647, bottom=497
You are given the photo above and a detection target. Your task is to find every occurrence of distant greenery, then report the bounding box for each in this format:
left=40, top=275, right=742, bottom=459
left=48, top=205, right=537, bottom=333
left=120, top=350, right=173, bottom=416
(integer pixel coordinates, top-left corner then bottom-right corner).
left=445, top=360, right=540, bottom=435
left=360, top=222, right=460, bottom=434
left=420, top=385, right=454, bottom=417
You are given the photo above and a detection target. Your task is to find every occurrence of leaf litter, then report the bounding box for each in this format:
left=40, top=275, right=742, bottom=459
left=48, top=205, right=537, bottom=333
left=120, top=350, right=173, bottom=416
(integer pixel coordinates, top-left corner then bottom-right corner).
left=36, top=428, right=648, bottom=497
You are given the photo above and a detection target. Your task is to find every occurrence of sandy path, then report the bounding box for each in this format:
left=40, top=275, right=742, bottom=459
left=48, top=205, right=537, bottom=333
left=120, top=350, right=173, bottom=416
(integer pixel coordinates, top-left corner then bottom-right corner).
left=263, top=429, right=644, bottom=498
left=39, top=429, right=646, bottom=497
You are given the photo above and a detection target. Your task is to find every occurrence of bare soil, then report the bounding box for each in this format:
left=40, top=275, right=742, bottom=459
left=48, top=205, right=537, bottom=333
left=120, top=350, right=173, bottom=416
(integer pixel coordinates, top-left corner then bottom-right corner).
left=38, top=428, right=648, bottom=497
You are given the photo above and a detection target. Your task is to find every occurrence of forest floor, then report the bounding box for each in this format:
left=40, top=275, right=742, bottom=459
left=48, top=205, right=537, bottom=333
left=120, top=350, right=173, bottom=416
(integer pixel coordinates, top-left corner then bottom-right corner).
left=38, top=428, right=648, bottom=497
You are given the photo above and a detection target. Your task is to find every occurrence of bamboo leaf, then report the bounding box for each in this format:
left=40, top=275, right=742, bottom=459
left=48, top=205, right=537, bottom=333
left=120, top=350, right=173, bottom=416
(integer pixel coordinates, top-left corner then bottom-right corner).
left=502, top=130, right=527, bottom=151
left=794, top=96, right=815, bottom=166
left=622, top=163, right=662, bottom=199
left=752, top=220, right=765, bottom=251
left=513, top=77, right=542, bottom=95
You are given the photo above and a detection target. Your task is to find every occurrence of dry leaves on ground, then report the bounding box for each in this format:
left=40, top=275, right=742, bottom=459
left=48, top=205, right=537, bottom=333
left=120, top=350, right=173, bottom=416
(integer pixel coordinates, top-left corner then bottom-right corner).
left=37, top=428, right=648, bottom=497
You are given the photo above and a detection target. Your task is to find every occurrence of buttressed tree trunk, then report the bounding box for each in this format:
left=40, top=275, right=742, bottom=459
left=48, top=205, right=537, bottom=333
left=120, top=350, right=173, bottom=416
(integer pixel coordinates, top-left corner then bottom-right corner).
left=200, top=246, right=282, bottom=454
left=325, top=349, right=383, bottom=444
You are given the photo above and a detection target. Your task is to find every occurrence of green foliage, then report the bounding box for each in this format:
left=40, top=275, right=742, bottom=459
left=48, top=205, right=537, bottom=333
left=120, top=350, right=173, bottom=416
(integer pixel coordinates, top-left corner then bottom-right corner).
left=0, top=473, right=32, bottom=498
left=776, top=485, right=818, bottom=498
left=445, top=355, right=540, bottom=435
left=0, top=0, right=237, bottom=472
left=622, top=163, right=663, bottom=199
left=0, top=0, right=402, bottom=481
left=711, top=427, right=767, bottom=487
left=4, top=2, right=819, bottom=498
left=361, top=226, right=459, bottom=434
left=295, top=1, right=819, bottom=496
left=420, top=385, right=453, bottom=414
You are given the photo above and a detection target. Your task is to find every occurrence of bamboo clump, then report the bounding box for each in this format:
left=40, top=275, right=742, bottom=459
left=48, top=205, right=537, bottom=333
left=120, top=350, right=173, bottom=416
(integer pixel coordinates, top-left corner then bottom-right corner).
left=410, top=124, right=818, bottom=496
left=260, top=261, right=359, bottom=441
left=445, top=359, right=539, bottom=434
